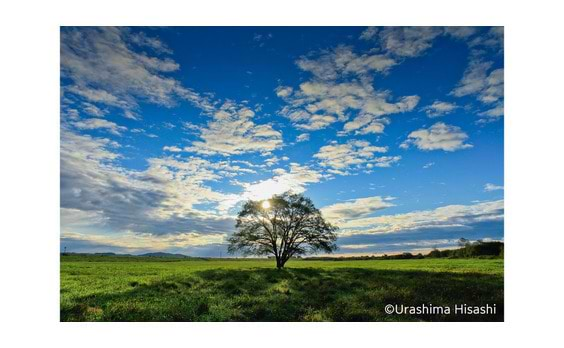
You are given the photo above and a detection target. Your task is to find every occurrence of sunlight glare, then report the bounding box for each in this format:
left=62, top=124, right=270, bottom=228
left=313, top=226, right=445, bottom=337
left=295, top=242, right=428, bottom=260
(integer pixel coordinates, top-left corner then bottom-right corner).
left=245, top=178, right=286, bottom=201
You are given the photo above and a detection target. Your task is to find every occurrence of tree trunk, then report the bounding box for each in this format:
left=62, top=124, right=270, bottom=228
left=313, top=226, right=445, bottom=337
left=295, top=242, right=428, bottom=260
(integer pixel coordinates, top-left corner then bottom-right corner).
left=276, top=256, right=285, bottom=269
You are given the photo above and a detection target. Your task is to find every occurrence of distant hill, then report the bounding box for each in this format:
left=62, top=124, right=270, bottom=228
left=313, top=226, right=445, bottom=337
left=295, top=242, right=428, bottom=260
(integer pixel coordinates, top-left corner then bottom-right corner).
left=137, top=252, right=192, bottom=258
left=61, top=252, right=194, bottom=259
left=60, top=252, right=204, bottom=262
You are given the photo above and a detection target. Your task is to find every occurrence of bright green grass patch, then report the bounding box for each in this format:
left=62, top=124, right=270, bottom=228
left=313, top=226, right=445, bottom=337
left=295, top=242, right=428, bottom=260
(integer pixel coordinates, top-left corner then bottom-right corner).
left=61, top=256, right=503, bottom=322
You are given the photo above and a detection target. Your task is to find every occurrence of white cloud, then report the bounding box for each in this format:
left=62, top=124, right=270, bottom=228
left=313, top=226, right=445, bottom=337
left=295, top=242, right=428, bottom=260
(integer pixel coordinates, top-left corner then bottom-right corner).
left=452, top=60, right=493, bottom=97
left=484, top=183, right=504, bottom=192
left=130, top=128, right=158, bottom=138
left=358, top=26, right=503, bottom=125
left=162, top=122, right=176, bottom=129
left=275, top=86, right=293, bottom=98
left=451, top=58, right=504, bottom=122
left=376, top=27, right=443, bottom=57
left=321, top=196, right=395, bottom=223
left=478, top=102, right=504, bottom=123
left=163, top=145, right=182, bottom=152
left=264, top=156, right=280, bottom=167
left=452, top=61, right=503, bottom=104
left=422, top=101, right=459, bottom=117
left=335, top=200, right=504, bottom=236
left=423, top=162, right=435, bottom=169
left=61, top=27, right=214, bottom=119
left=61, top=208, right=108, bottom=228
left=343, top=94, right=419, bottom=134
left=314, top=140, right=399, bottom=175
left=129, top=31, right=174, bottom=55
left=359, top=27, right=378, bottom=40
left=296, top=133, right=310, bottom=142
left=362, top=26, right=479, bottom=54
left=81, top=102, right=107, bottom=117
left=253, top=32, right=273, bottom=47
left=279, top=79, right=419, bottom=134
left=62, top=107, right=80, bottom=120
left=72, top=118, right=127, bottom=136
left=295, top=45, right=396, bottom=81
left=444, top=27, right=478, bottom=39
left=184, top=101, right=283, bottom=156
left=296, top=114, right=338, bottom=130
left=232, top=163, right=324, bottom=204
left=339, top=243, right=378, bottom=250
left=469, top=27, right=503, bottom=51
left=61, top=129, right=241, bottom=241
left=401, top=122, right=473, bottom=152
left=276, top=42, right=420, bottom=134
left=61, top=231, right=226, bottom=252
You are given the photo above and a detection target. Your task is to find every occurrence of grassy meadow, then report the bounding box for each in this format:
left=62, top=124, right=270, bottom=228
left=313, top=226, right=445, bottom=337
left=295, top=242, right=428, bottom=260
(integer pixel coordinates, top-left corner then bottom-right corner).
left=60, top=255, right=503, bottom=322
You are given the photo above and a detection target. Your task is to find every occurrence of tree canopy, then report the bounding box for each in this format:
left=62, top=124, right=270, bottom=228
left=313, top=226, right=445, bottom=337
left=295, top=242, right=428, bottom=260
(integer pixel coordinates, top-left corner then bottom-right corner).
left=227, top=192, right=338, bottom=268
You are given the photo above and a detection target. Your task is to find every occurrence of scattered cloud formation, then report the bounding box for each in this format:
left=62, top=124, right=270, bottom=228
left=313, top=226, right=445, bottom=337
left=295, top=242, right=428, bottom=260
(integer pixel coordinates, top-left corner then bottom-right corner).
left=375, top=26, right=443, bottom=57
left=253, top=32, right=273, bottom=47
left=443, top=26, right=478, bottom=40
left=334, top=200, right=504, bottom=236
left=276, top=44, right=419, bottom=135
left=61, top=27, right=213, bottom=120
left=183, top=101, right=283, bottom=156
left=401, top=122, right=473, bottom=151
left=359, top=27, right=378, bottom=41
left=321, top=196, right=395, bottom=223
left=358, top=26, right=504, bottom=124
left=451, top=61, right=504, bottom=103
left=361, top=26, right=478, bottom=51
left=295, top=45, right=396, bottom=81
left=72, top=118, right=127, bottom=136
left=61, top=128, right=245, bottom=240
left=81, top=102, right=107, bottom=117
left=359, top=26, right=446, bottom=57
left=275, top=86, right=293, bottom=98
left=484, top=183, right=504, bottom=192
left=468, top=27, right=503, bottom=52
left=422, top=101, right=459, bottom=117
left=278, top=80, right=419, bottom=134
left=296, top=133, right=310, bottom=142
left=163, top=145, right=182, bottom=152
left=61, top=231, right=226, bottom=253
left=314, top=140, right=399, bottom=175
left=478, top=103, right=504, bottom=121
left=451, top=59, right=504, bottom=123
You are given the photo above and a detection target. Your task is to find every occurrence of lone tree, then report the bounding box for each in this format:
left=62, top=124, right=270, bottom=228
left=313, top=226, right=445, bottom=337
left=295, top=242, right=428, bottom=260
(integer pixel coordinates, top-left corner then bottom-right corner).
left=227, top=192, right=338, bottom=268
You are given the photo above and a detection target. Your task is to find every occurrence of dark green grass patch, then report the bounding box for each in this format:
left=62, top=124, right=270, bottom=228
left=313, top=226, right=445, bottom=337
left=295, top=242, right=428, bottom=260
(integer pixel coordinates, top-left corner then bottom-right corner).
left=60, top=257, right=503, bottom=322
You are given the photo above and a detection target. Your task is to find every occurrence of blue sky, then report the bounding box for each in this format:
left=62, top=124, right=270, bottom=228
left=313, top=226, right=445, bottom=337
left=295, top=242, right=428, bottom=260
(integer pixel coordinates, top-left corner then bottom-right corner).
left=60, top=26, right=504, bottom=256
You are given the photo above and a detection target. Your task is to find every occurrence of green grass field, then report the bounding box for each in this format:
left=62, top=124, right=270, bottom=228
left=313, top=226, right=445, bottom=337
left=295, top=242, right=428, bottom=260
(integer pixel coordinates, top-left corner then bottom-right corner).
left=60, top=255, right=504, bottom=322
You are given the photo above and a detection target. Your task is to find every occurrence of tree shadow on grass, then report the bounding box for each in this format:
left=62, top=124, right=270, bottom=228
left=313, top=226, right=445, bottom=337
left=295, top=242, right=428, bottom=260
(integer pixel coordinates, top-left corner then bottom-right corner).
left=61, top=268, right=503, bottom=322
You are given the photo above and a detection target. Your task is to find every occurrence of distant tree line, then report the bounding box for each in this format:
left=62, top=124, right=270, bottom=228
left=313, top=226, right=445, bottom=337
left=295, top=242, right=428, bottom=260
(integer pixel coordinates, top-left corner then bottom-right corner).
left=426, top=239, right=504, bottom=259
left=304, top=240, right=504, bottom=261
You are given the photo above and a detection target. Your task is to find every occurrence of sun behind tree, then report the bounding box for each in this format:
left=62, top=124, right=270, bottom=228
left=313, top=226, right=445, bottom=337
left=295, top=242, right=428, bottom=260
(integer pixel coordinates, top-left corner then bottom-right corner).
left=227, top=192, right=338, bottom=269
